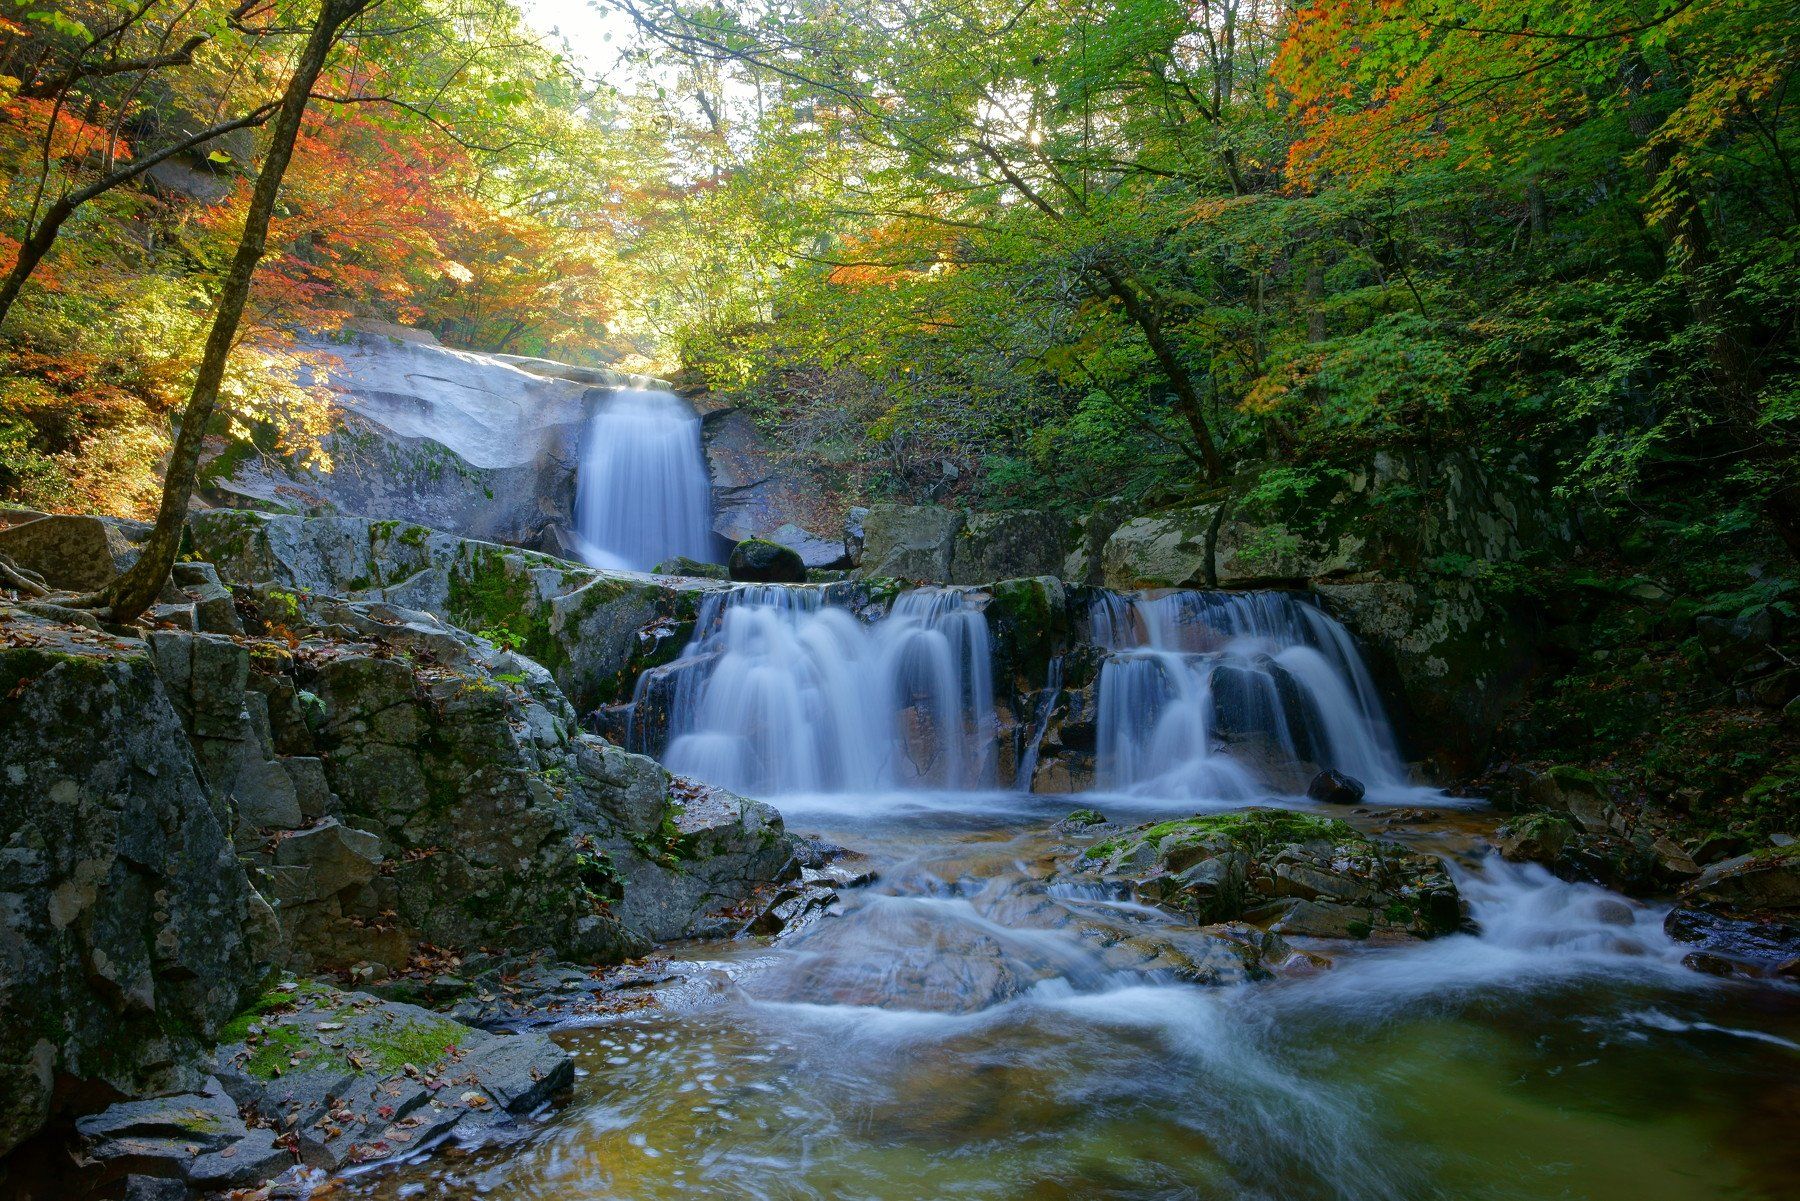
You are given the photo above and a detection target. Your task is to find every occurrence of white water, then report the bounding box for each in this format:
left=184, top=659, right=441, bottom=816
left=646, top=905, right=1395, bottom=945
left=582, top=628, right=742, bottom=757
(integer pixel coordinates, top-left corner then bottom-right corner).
left=632, top=586, right=997, bottom=796
left=573, top=388, right=714, bottom=571
left=1089, top=590, right=1416, bottom=801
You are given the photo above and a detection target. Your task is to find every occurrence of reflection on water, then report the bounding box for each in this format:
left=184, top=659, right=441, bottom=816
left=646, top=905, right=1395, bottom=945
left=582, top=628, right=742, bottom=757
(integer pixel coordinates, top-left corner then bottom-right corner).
left=355, top=794, right=1800, bottom=1201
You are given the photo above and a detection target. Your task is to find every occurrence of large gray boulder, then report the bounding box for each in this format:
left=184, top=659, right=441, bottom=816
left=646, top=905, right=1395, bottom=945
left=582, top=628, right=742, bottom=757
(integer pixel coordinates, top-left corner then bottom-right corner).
left=0, top=615, right=266, bottom=1157
left=857, top=504, right=963, bottom=580
left=855, top=506, right=1074, bottom=583
left=950, top=510, right=1072, bottom=584
left=0, top=513, right=151, bottom=589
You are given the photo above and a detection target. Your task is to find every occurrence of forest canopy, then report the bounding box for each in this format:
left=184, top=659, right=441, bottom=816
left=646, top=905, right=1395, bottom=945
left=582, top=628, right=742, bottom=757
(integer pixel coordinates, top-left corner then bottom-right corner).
left=1, top=0, right=1795, bottom=561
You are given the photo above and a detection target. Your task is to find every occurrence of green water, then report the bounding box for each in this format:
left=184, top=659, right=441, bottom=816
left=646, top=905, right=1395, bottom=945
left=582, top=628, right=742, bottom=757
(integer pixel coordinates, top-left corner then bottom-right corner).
left=356, top=795, right=1800, bottom=1201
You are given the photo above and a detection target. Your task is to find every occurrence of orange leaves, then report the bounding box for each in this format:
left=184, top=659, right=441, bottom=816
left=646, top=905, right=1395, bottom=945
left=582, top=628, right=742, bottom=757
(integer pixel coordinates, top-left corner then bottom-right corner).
left=1, top=95, right=131, bottom=163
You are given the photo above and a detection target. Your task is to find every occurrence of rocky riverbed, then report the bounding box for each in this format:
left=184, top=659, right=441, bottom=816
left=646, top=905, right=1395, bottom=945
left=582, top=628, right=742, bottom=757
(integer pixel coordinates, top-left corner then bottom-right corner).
left=2, top=499, right=1797, bottom=1200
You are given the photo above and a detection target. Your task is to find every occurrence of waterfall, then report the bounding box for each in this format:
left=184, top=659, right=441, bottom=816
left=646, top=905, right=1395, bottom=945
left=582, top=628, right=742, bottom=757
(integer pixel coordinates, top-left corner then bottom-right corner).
left=1089, top=590, right=1411, bottom=800
left=573, top=388, right=714, bottom=571
left=628, top=585, right=997, bottom=797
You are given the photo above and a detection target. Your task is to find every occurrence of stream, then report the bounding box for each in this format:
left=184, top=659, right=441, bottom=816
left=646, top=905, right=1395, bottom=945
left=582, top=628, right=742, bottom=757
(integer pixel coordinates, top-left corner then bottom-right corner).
left=354, top=789, right=1800, bottom=1201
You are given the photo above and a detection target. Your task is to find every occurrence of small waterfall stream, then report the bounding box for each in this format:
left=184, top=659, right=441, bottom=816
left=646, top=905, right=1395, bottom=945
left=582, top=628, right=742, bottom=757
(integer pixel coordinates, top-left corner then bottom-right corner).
left=1089, top=590, right=1413, bottom=800
left=573, top=388, right=714, bottom=571
left=630, top=585, right=997, bottom=796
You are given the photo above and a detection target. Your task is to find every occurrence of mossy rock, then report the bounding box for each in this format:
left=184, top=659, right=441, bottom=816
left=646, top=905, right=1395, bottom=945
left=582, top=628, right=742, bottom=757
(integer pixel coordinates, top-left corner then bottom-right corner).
left=729, top=538, right=806, bottom=583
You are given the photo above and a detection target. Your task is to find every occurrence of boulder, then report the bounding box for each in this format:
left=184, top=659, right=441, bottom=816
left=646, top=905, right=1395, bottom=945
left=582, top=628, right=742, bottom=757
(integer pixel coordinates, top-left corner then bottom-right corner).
left=0, top=513, right=150, bottom=589
left=1665, top=905, right=1800, bottom=979
left=701, top=407, right=847, bottom=566
left=0, top=613, right=265, bottom=1157
left=273, top=820, right=383, bottom=897
left=212, top=984, right=571, bottom=1171
left=653, top=555, right=730, bottom=580
left=729, top=537, right=807, bottom=583
left=857, top=504, right=962, bottom=580
left=75, top=1077, right=288, bottom=1191
left=1069, top=808, right=1463, bottom=938
left=1099, top=504, right=1215, bottom=588
left=1682, top=847, right=1800, bottom=910
left=1306, top=768, right=1366, bottom=805
left=949, top=510, right=1072, bottom=584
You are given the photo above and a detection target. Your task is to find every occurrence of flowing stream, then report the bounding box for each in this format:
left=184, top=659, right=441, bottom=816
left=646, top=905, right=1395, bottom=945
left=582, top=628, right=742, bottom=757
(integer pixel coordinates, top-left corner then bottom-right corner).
left=573, top=389, right=715, bottom=571
left=359, top=586, right=1799, bottom=1200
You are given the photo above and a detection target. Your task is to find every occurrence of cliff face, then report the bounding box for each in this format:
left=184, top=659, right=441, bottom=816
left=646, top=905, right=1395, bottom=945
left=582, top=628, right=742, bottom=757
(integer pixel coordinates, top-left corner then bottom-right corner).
left=0, top=621, right=268, bottom=1157
left=0, top=516, right=800, bottom=1162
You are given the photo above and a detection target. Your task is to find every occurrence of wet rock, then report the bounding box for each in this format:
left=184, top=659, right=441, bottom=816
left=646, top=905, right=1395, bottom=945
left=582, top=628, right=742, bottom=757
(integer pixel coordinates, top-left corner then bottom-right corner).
left=1069, top=808, right=1464, bottom=939
left=652, top=555, right=729, bottom=579
left=213, top=984, right=571, bottom=1172
left=802, top=861, right=878, bottom=889
left=1052, top=808, right=1108, bottom=835
left=75, top=1077, right=288, bottom=1191
left=1665, top=905, right=1800, bottom=979
left=749, top=883, right=841, bottom=937
left=729, top=537, right=806, bottom=583
left=1306, top=768, right=1366, bottom=805
left=1271, top=901, right=1378, bottom=940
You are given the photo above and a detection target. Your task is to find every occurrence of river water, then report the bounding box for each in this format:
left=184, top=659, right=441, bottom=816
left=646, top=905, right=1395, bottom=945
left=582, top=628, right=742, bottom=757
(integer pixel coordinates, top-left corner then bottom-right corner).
left=356, top=789, right=1800, bottom=1201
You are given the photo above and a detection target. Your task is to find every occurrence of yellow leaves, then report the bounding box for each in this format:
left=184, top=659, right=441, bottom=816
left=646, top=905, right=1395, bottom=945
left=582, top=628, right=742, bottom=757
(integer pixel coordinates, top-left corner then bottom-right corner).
left=218, top=346, right=340, bottom=473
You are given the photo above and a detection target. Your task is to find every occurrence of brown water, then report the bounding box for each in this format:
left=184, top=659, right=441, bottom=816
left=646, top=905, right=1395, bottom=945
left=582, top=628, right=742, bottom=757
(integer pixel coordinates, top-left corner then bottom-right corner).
left=355, top=793, right=1800, bottom=1201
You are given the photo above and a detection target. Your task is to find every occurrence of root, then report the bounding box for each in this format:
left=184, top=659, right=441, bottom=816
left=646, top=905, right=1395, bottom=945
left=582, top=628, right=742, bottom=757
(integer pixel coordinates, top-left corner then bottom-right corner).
left=0, top=553, right=52, bottom=598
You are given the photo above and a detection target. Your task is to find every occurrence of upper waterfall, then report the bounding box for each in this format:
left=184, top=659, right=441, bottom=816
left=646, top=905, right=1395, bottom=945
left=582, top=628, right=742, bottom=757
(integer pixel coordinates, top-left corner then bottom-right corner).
left=573, top=388, right=714, bottom=571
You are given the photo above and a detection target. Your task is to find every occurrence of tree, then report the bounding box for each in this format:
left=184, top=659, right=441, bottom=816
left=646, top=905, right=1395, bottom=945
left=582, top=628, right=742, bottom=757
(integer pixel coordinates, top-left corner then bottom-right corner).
left=89, top=0, right=381, bottom=621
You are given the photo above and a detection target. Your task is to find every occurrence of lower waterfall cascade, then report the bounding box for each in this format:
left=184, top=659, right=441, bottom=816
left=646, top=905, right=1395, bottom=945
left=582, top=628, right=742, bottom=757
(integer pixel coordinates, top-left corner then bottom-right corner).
left=1087, top=589, right=1415, bottom=801
left=626, top=582, right=1417, bottom=805
left=629, top=585, right=998, bottom=797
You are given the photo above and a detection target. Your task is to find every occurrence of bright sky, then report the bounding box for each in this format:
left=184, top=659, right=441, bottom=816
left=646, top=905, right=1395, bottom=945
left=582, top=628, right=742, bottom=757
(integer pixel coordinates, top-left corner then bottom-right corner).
left=520, top=0, right=641, bottom=74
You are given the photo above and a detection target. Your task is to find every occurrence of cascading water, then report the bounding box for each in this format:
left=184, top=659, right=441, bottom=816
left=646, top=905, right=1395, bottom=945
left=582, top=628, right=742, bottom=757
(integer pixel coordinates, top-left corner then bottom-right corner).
left=629, top=585, right=997, bottom=797
left=1089, top=590, right=1413, bottom=800
left=573, top=388, right=714, bottom=571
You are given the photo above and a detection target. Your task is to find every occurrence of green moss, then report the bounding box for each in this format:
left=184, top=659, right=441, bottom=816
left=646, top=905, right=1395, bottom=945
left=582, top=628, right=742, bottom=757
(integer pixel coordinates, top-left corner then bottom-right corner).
left=354, top=1014, right=465, bottom=1072
left=1089, top=808, right=1356, bottom=866
left=219, top=979, right=335, bottom=1043
left=238, top=1023, right=339, bottom=1079
left=447, top=547, right=566, bottom=672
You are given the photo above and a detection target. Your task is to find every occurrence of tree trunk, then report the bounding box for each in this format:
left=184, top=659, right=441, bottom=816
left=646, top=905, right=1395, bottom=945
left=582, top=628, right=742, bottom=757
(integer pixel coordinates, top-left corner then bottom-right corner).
left=94, top=0, right=367, bottom=623
left=1099, top=264, right=1226, bottom=483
